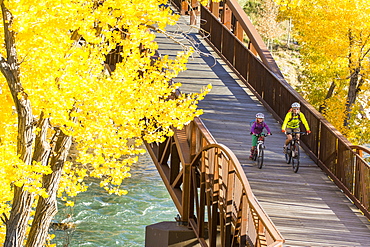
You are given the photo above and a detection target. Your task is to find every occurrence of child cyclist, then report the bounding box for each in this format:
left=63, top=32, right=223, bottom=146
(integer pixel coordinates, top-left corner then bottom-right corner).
left=249, top=113, right=271, bottom=160
left=281, top=102, right=311, bottom=153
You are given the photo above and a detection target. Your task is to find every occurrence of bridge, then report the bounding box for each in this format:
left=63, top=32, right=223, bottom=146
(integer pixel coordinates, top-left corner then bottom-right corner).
left=144, top=1, right=370, bottom=246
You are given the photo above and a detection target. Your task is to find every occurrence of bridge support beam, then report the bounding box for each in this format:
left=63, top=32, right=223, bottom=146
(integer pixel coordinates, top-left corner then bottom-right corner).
left=145, top=221, right=200, bottom=246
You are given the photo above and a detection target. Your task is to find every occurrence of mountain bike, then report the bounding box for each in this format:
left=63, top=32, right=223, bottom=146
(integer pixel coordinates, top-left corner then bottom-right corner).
left=285, top=132, right=307, bottom=173
left=252, top=133, right=269, bottom=169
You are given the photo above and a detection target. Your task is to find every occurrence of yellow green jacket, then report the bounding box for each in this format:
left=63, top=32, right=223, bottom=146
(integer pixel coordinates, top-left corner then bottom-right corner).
left=281, top=112, right=310, bottom=131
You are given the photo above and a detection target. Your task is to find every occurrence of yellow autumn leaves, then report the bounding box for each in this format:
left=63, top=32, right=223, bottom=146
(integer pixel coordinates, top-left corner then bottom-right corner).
left=0, top=0, right=211, bottom=244
left=275, top=0, right=370, bottom=143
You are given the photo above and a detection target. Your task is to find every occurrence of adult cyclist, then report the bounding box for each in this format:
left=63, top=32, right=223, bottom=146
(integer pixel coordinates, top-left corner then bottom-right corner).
left=281, top=102, right=311, bottom=153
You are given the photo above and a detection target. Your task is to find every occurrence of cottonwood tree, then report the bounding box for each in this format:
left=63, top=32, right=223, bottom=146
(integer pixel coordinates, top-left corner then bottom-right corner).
left=275, top=0, right=370, bottom=143
left=0, top=0, right=211, bottom=246
left=254, top=0, right=283, bottom=51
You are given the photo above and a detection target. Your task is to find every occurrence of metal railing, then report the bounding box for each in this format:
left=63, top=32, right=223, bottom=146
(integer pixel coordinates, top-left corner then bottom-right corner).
left=145, top=118, right=284, bottom=246
left=195, top=0, right=369, bottom=219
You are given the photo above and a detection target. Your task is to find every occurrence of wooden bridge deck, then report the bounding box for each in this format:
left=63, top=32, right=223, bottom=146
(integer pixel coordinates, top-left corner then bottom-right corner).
left=155, top=15, right=370, bottom=246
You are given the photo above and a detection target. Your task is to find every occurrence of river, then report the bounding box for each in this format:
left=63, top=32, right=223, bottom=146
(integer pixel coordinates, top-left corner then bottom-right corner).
left=51, top=152, right=177, bottom=246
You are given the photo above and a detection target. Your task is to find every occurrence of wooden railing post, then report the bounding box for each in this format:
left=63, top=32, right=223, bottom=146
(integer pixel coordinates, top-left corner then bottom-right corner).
left=235, top=21, right=243, bottom=42
left=222, top=3, right=232, bottom=30
left=210, top=1, right=219, bottom=17
left=181, top=0, right=188, bottom=15
left=248, top=41, right=258, bottom=56
left=178, top=140, right=192, bottom=222
left=190, top=0, right=199, bottom=25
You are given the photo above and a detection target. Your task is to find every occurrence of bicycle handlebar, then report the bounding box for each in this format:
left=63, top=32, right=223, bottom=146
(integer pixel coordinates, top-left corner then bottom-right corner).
left=250, top=133, right=271, bottom=136
left=286, top=132, right=308, bottom=135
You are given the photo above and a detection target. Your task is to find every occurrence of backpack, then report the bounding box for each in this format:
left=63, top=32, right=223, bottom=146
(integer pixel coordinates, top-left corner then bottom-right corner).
left=287, top=108, right=301, bottom=122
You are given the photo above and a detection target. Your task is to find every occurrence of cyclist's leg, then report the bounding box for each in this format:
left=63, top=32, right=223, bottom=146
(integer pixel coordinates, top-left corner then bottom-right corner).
left=250, top=135, right=257, bottom=159
left=284, top=128, right=293, bottom=153
left=285, top=134, right=292, bottom=146
left=285, top=128, right=293, bottom=144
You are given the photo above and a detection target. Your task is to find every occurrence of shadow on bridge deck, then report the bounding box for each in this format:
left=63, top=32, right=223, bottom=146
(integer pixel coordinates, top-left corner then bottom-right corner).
left=155, top=14, right=370, bottom=247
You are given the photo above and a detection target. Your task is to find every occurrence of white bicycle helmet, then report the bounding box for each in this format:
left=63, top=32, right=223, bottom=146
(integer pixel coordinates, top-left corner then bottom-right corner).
left=291, top=102, right=300, bottom=108
left=256, top=113, right=264, bottom=118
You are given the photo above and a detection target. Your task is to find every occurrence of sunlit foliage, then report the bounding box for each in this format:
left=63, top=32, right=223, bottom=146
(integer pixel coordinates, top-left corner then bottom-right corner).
left=275, top=0, right=370, bottom=144
left=0, top=0, right=210, bottom=245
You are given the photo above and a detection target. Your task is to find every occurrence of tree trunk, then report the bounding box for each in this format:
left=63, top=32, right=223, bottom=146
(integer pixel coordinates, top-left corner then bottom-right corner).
left=344, top=67, right=360, bottom=126
left=32, top=115, right=51, bottom=165
left=4, top=97, right=35, bottom=247
left=26, top=129, right=72, bottom=247
left=1, top=2, right=37, bottom=245
left=4, top=188, right=35, bottom=247
left=3, top=92, right=35, bottom=247
left=287, top=18, right=292, bottom=47
left=319, top=81, right=336, bottom=113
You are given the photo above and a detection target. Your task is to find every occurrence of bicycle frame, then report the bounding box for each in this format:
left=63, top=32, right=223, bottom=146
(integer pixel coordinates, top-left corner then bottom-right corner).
left=256, top=135, right=265, bottom=152
left=253, top=133, right=268, bottom=169
left=289, top=132, right=306, bottom=146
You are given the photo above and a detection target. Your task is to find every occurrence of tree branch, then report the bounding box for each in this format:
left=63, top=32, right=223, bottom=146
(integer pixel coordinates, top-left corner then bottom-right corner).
left=319, top=81, right=336, bottom=113
left=2, top=2, right=18, bottom=71
left=0, top=3, right=22, bottom=109
left=1, top=212, right=8, bottom=224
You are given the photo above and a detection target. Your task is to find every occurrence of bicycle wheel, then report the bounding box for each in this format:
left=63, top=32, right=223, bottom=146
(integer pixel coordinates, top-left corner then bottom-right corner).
left=285, top=145, right=291, bottom=164
left=292, top=145, right=300, bottom=173
left=257, top=145, right=264, bottom=169
left=252, top=149, right=257, bottom=161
